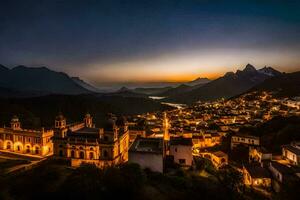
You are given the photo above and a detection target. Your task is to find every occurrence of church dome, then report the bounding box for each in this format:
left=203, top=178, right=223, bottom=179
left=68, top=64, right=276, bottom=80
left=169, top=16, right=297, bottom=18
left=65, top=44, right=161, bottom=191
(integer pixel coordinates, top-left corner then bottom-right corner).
left=55, top=113, right=65, bottom=121
left=11, top=115, right=19, bottom=122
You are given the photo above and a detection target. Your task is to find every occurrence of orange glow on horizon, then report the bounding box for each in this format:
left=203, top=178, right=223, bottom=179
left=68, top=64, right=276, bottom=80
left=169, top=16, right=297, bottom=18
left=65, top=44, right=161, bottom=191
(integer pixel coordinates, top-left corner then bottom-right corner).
left=92, top=72, right=221, bottom=84
left=154, top=73, right=220, bottom=83
left=85, top=48, right=300, bottom=84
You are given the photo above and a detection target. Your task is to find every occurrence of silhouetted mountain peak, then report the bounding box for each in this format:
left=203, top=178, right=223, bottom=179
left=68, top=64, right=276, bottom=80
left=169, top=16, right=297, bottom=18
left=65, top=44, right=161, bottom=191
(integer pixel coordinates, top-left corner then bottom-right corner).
left=243, top=64, right=257, bottom=72
left=258, top=66, right=281, bottom=76
left=166, top=63, right=283, bottom=104
left=186, top=77, right=210, bottom=86
left=191, top=77, right=210, bottom=82
left=0, top=64, right=90, bottom=95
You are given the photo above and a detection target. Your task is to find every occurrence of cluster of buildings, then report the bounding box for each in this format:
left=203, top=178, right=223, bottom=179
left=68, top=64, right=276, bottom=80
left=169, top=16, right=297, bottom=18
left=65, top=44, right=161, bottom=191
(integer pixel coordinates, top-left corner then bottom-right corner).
left=126, top=91, right=300, bottom=192
left=0, top=113, right=129, bottom=168
left=0, top=116, right=53, bottom=157
left=0, top=91, right=299, bottom=194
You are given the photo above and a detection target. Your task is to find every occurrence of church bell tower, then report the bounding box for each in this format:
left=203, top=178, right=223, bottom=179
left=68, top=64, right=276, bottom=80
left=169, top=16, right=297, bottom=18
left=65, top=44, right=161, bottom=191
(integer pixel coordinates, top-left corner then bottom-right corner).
left=84, top=113, right=93, bottom=128
left=55, top=113, right=66, bottom=129
left=11, top=116, right=21, bottom=130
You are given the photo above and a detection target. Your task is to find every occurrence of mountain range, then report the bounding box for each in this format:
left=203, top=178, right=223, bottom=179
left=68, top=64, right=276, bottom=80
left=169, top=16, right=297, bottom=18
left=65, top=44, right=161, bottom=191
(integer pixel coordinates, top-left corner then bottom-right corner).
left=164, top=64, right=283, bottom=103
left=123, top=78, right=211, bottom=96
left=0, top=63, right=299, bottom=104
left=0, top=65, right=91, bottom=95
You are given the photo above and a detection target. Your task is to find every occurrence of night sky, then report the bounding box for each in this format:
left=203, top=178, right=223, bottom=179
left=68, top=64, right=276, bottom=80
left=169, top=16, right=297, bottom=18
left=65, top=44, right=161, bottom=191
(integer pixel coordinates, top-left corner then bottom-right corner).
left=1, top=0, right=300, bottom=85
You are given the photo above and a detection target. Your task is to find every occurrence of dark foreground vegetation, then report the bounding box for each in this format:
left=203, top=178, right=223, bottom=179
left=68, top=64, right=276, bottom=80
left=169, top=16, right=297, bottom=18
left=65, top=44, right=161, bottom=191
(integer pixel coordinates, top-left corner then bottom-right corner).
left=1, top=159, right=298, bottom=200
left=0, top=159, right=244, bottom=200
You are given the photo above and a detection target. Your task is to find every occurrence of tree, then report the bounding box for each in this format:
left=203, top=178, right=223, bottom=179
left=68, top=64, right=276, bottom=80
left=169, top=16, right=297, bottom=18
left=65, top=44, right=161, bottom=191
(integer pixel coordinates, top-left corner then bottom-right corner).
left=217, top=166, right=243, bottom=195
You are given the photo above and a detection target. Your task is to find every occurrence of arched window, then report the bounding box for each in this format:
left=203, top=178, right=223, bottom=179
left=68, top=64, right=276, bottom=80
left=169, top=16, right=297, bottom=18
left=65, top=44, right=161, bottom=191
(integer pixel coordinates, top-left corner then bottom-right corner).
left=79, top=151, right=84, bottom=159
left=26, top=146, right=30, bottom=153
left=89, top=152, right=94, bottom=160
left=90, top=147, right=94, bottom=151
left=71, top=150, right=75, bottom=158
left=7, top=142, right=11, bottom=150
left=35, top=147, right=40, bottom=154
left=17, top=145, right=21, bottom=151
left=79, top=146, right=84, bottom=150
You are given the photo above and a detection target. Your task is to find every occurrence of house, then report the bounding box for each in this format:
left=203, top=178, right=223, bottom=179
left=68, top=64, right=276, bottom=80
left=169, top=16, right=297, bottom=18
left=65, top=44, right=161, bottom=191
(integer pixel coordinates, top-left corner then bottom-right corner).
left=282, top=142, right=300, bottom=166
left=210, top=151, right=228, bottom=169
left=243, top=164, right=272, bottom=188
left=128, top=129, right=146, bottom=143
left=249, top=147, right=272, bottom=163
left=268, top=161, right=299, bottom=192
left=231, top=134, right=260, bottom=149
left=129, top=137, right=164, bottom=173
left=192, top=133, right=221, bottom=149
left=169, top=137, right=193, bottom=167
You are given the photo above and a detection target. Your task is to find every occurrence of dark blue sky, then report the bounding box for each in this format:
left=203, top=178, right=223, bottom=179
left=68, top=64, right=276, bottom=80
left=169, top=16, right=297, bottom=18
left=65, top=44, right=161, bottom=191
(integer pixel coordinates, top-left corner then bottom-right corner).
left=1, top=0, right=300, bottom=84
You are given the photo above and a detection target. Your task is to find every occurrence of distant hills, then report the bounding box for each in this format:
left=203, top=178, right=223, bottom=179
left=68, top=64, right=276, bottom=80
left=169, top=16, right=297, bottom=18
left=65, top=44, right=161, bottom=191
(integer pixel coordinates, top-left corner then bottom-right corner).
left=1, top=63, right=298, bottom=105
left=165, top=64, right=282, bottom=104
left=0, top=64, right=172, bottom=127
left=0, top=65, right=91, bottom=96
left=133, top=86, right=173, bottom=95
left=125, top=78, right=211, bottom=96
left=185, top=77, right=211, bottom=86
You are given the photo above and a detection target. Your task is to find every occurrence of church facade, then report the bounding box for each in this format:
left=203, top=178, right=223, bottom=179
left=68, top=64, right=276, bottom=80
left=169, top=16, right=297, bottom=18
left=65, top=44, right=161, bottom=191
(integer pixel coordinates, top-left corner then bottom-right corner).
left=0, top=116, right=53, bottom=157
left=52, top=113, right=129, bottom=168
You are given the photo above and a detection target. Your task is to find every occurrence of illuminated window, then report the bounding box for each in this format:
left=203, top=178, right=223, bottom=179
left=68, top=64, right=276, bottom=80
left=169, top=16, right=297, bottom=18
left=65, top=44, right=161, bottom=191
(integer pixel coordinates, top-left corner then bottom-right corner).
left=89, top=152, right=94, bottom=160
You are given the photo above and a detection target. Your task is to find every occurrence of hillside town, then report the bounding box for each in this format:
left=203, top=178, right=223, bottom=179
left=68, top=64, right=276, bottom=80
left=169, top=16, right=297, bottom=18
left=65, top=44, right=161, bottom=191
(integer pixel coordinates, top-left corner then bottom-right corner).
left=1, top=91, right=300, bottom=198
left=127, top=91, right=300, bottom=194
